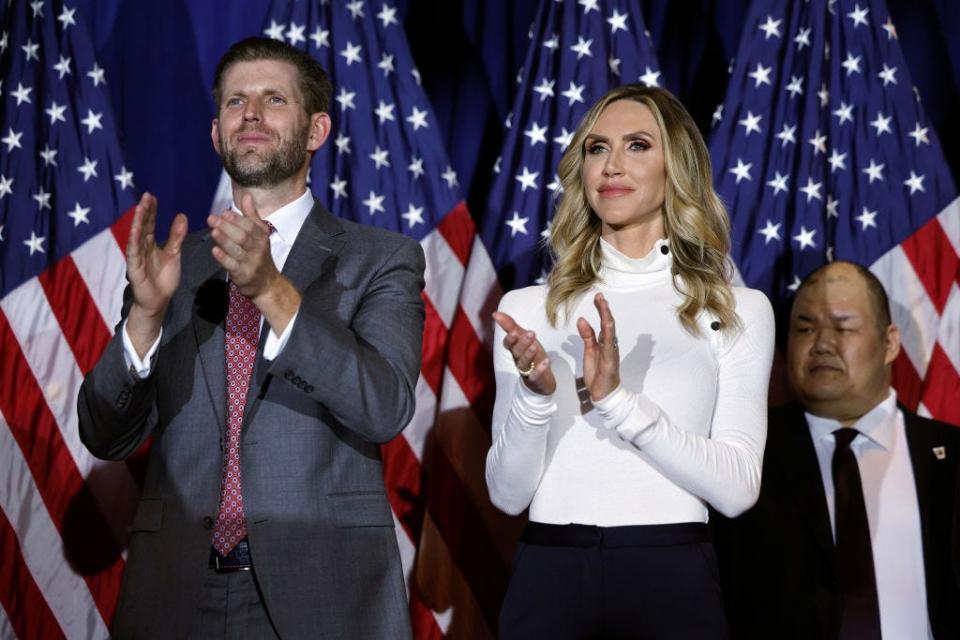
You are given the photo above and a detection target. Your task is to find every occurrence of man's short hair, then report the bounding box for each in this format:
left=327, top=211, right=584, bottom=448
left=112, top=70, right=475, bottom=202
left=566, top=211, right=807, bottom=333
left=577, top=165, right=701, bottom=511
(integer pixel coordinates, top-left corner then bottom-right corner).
left=795, top=260, right=892, bottom=329
left=212, top=37, right=333, bottom=116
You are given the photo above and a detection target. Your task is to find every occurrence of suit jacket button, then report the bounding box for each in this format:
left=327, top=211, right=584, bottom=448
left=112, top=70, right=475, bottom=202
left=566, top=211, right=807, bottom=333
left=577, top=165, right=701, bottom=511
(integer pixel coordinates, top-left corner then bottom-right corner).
left=202, top=516, right=214, bottom=529
left=284, top=369, right=294, bottom=380
left=304, top=385, right=314, bottom=394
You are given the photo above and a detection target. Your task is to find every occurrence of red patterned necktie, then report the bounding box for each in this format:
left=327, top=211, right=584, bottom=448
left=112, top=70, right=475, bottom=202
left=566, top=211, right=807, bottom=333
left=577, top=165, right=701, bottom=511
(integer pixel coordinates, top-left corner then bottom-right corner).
left=212, top=221, right=274, bottom=556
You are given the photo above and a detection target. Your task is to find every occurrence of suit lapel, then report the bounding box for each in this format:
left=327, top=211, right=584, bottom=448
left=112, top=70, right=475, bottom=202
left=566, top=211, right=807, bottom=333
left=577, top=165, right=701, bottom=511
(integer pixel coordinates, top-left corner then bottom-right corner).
left=188, top=232, right=229, bottom=433
left=279, top=202, right=346, bottom=293
left=779, top=405, right=836, bottom=565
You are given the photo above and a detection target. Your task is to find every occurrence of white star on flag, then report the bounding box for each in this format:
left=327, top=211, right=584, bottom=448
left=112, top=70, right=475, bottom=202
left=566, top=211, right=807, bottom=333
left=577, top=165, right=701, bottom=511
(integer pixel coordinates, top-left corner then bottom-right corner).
left=505, top=211, right=529, bottom=237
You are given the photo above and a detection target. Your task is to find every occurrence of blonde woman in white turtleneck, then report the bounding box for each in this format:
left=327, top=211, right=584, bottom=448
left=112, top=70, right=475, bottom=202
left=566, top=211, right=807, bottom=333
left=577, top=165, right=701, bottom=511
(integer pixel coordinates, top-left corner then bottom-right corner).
left=486, top=85, right=775, bottom=639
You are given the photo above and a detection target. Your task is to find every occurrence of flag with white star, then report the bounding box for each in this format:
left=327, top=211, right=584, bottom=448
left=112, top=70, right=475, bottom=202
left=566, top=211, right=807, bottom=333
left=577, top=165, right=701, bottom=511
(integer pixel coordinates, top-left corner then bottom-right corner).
left=709, top=0, right=960, bottom=423
left=0, top=0, right=140, bottom=638
left=480, top=0, right=662, bottom=289
left=262, top=0, right=462, bottom=240
left=1, top=1, right=134, bottom=293
left=260, top=2, right=506, bottom=636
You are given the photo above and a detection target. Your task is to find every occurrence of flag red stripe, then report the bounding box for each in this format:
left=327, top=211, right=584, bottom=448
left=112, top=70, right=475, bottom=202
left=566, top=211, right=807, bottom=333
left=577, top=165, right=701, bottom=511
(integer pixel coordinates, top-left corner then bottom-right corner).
left=0, top=506, right=65, bottom=640
left=920, top=345, right=960, bottom=426
left=892, top=350, right=925, bottom=412
left=381, top=428, right=446, bottom=638
left=0, top=310, right=124, bottom=626
left=110, top=208, right=136, bottom=258
left=37, top=257, right=112, bottom=376
left=408, top=583, right=445, bottom=640
left=382, top=435, right=425, bottom=543
left=425, top=444, right=509, bottom=632
left=445, top=308, right=497, bottom=423
left=420, top=294, right=448, bottom=395
left=436, top=202, right=476, bottom=267
left=900, top=219, right=959, bottom=314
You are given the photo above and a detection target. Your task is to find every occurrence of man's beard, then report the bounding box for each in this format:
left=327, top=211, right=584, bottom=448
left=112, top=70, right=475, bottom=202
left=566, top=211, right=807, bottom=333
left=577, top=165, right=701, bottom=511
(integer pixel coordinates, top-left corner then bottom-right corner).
left=220, top=124, right=309, bottom=188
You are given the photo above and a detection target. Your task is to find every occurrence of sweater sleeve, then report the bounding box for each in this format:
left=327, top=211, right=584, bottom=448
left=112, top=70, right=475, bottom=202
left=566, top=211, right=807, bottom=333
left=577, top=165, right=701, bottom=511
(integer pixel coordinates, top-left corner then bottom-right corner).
left=592, top=288, right=775, bottom=517
left=484, top=291, right=558, bottom=516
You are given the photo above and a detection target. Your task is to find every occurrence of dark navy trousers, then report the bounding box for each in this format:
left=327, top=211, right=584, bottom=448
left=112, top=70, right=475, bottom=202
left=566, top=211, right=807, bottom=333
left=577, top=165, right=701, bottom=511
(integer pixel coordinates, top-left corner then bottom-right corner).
left=499, top=522, right=728, bottom=640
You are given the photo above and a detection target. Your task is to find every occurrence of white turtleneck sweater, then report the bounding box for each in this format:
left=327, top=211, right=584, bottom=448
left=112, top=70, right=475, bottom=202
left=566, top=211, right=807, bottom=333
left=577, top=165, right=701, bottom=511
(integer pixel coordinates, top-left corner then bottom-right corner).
left=485, top=238, right=775, bottom=525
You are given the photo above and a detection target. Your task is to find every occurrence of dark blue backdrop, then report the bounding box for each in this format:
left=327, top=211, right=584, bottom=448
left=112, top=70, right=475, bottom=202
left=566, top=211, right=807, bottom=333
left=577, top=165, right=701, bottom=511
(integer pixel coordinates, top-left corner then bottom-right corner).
left=76, top=0, right=960, bottom=236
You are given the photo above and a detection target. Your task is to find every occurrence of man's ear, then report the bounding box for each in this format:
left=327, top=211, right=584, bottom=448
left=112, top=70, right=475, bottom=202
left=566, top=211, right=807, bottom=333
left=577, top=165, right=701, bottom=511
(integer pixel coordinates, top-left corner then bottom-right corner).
left=211, top=119, right=222, bottom=156
left=882, top=323, right=901, bottom=366
left=307, top=113, right=332, bottom=151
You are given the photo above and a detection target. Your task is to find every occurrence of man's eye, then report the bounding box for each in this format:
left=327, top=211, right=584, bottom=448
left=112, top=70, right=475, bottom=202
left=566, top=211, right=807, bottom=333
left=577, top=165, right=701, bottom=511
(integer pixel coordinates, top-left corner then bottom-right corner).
left=269, top=96, right=286, bottom=104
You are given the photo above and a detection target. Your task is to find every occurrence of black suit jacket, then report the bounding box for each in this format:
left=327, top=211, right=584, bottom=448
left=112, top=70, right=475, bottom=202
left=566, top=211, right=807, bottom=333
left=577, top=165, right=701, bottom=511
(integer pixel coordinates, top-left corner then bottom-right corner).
left=713, top=402, right=960, bottom=639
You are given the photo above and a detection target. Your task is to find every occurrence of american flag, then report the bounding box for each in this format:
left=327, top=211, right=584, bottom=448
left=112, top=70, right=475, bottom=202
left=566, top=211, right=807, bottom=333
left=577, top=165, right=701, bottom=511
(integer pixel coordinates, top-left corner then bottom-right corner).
left=480, top=0, right=661, bottom=291
left=709, top=0, right=960, bottom=425
left=0, top=0, right=139, bottom=637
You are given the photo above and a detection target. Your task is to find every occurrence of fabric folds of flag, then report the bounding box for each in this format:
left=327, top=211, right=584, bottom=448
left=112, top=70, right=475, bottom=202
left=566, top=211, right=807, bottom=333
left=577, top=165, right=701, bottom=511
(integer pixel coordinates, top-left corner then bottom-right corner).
left=709, top=0, right=960, bottom=425
left=258, top=1, right=503, bottom=636
left=0, top=0, right=139, bottom=638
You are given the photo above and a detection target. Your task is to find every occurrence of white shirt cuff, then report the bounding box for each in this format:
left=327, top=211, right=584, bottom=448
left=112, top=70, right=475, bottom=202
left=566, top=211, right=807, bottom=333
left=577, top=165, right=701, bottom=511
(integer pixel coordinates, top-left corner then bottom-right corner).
left=121, top=320, right=162, bottom=378
left=262, top=310, right=298, bottom=361
left=593, top=384, right=662, bottom=445
left=510, top=377, right=557, bottom=428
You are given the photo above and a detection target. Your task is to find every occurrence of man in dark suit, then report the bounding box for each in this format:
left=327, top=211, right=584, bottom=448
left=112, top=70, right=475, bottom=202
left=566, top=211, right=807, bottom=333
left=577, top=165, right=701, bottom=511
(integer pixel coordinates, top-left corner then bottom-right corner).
left=715, top=261, right=960, bottom=639
left=78, top=37, right=423, bottom=638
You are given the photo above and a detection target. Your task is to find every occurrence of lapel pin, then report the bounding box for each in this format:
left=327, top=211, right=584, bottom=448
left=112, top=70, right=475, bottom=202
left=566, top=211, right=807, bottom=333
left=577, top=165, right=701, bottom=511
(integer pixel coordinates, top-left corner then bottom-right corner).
left=933, top=446, right=946, bottom=460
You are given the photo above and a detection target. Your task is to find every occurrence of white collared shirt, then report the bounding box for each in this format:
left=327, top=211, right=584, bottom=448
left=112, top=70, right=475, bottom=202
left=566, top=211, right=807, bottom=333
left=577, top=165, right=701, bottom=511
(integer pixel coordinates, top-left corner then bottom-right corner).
left=122, top=190, right=314, bottom=376
left=806, top=390, right=932, bottom=639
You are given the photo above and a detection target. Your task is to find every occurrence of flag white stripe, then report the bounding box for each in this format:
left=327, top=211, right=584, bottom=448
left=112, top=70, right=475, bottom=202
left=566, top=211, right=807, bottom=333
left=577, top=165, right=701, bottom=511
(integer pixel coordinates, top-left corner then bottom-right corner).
left=400, top=375, right=437, bottom=462
left=0, top=601, right=13, bottom=640
left=421, top=232, right=465, bottom=327
left=870, top=246, right=939, bottom=378
left=392, top=509, right=416, bottom=597
left=937, top=284, right=960, bottom=374
left=72, top=227, right=128, bottom=331
left=0, top=414, right=110, bottom=640
left=458, top=239, right=501, bottom=348
left=936, top=197, right=960, bottom=259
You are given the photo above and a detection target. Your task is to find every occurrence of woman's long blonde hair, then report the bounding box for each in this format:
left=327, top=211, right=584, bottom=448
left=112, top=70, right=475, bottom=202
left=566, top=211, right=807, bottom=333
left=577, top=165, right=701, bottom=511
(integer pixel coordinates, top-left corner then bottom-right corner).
left=545, top=84, right=739, bottom=335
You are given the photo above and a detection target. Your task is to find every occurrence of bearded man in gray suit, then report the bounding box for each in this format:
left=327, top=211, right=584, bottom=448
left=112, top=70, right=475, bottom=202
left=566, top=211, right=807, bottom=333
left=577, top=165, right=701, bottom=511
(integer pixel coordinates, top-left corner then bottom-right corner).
left=78, top=37, right=422, bottom=639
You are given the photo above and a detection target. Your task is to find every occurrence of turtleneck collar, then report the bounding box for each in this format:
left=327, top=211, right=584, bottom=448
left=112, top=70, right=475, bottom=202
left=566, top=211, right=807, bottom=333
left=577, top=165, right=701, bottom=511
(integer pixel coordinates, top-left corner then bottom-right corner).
left=599, top=236, right=673, bottom=288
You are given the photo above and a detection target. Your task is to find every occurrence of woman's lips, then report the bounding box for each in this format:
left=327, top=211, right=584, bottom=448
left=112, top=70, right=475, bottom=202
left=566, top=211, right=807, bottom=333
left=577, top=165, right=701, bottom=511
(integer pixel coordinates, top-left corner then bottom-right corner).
left=597, top=186, right=633, bottom=198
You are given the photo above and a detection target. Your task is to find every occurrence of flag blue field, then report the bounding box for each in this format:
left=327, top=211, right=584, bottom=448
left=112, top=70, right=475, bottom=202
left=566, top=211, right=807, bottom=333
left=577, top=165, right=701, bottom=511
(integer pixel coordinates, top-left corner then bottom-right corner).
left=709, top=0, right=960, bottom=423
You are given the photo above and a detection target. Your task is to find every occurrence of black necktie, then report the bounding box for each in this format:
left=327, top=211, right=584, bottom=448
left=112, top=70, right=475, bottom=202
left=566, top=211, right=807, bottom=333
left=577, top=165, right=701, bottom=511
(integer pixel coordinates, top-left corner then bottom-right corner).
left=832, top=428, right=882, bottom=639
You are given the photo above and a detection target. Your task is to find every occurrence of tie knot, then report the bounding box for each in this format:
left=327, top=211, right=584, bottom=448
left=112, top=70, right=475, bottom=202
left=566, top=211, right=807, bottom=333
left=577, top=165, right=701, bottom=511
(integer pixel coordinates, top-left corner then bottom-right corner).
left=833, top=428, right=859, bottom=450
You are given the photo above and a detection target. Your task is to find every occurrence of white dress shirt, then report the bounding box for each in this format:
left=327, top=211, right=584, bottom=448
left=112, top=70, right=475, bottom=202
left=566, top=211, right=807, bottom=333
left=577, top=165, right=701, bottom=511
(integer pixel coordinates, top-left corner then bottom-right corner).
left=806, top=390, right=932, bottom=639
left=123, top=189, right=314, bottom=376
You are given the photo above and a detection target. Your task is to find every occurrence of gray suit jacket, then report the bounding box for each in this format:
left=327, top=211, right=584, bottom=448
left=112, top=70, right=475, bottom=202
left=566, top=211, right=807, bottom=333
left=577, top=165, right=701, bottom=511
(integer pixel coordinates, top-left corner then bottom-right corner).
left=78, top=201, right=424, bottom=639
